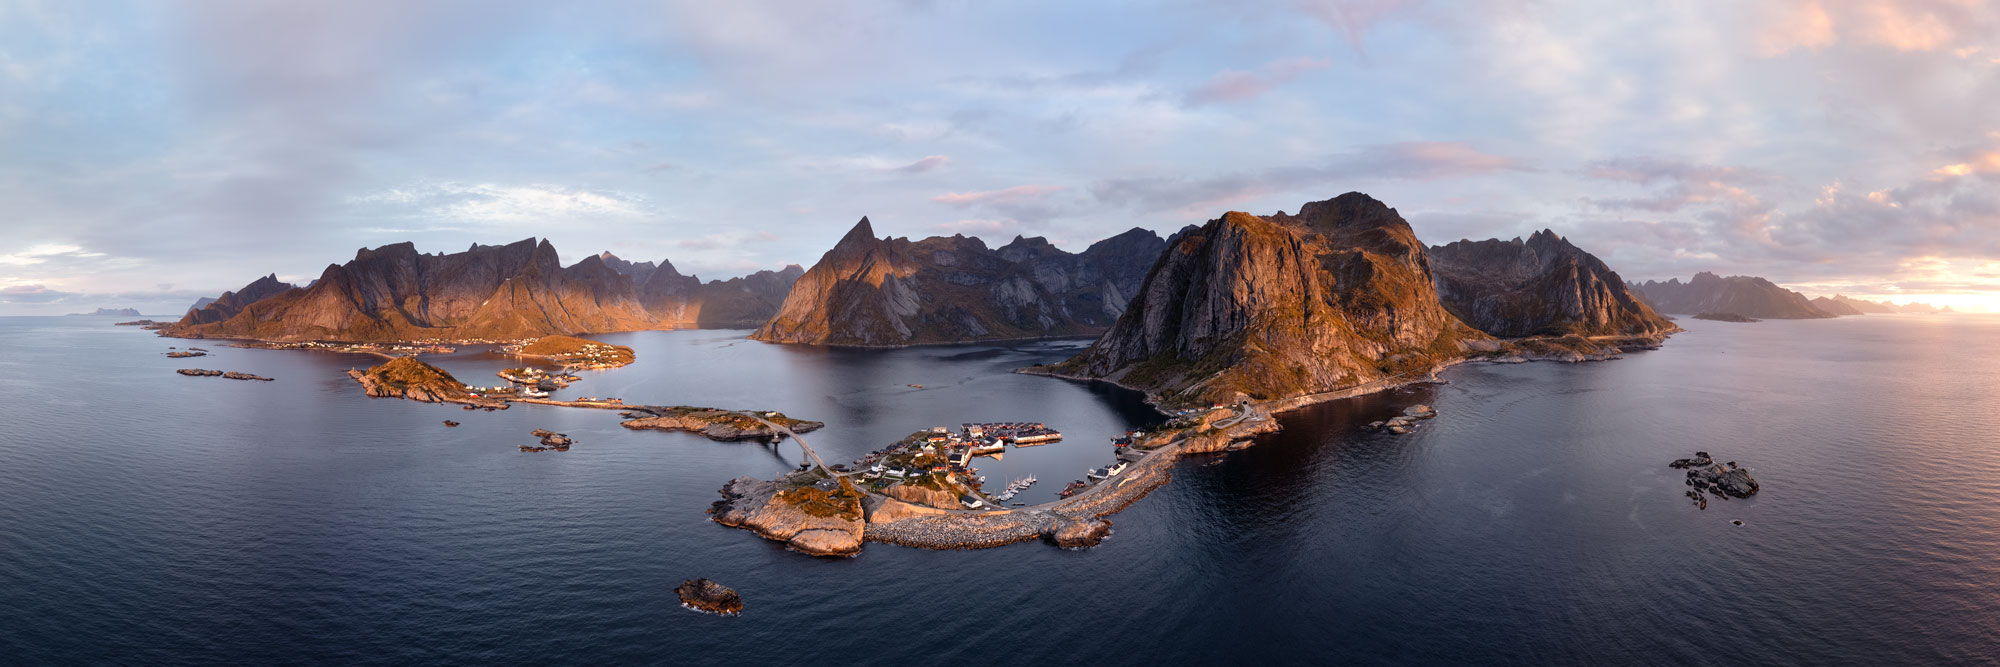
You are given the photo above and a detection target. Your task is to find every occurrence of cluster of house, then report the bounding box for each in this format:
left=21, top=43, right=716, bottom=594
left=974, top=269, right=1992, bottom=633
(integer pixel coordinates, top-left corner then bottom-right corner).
left=963, top=422, right=1062, bottom=445
left=254, top=340, right=456, bottom=355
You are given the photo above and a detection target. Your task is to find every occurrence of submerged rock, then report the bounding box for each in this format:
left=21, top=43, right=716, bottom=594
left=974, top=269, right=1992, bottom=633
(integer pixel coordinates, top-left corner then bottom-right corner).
left=675, top=578, right=743, bottom=616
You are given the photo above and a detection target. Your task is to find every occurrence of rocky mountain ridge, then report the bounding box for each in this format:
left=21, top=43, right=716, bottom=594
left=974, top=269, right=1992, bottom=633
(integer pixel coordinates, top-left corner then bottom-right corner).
left=1631, top=272, right=1833, bottom=319
left=1041, top=193, right=1485, bottom=408
left=752, top=219, right=1165, bottom=346
left=167, top=239, right=658, bottom=341
left=1429, top=231, right=1676, bottom=339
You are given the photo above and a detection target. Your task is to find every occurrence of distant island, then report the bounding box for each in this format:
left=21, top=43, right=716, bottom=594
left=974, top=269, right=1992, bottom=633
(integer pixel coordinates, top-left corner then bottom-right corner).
left=1693, top=312, right=1761, bottom=323
left=1632, top=272, right=1833, bottom=319
left=344, top=355, right=819, bottom=442
left=69, top=307, right=141, bottom=316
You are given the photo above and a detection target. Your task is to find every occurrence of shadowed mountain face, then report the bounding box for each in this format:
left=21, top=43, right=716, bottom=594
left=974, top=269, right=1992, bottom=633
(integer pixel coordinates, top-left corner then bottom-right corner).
left=596, top=252, right=658, bottom=287
left=751, top=219, right=1165, bottom=345
left=167, top=239, right=657, bottom=341
left=1632, top=272, right=1833, bottom=319
left=1429, top=231, right=1676, bottom=338
left=1811, top=296, right=1866, bottom=316
left=1827, top=295, right=1895, bottom=314
left=1049, top=192, right=1483, bottom=407
left=631, top=260, right=805, bottom=329
left=179, top=274, right=296, bottom=325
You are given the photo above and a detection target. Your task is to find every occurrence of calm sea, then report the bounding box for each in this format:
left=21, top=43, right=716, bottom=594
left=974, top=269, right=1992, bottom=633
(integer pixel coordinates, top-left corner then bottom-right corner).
left=1, top=315, right=1996, bottom=665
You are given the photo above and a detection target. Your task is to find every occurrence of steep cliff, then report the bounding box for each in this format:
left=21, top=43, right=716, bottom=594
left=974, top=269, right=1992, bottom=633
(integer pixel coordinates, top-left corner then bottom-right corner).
left=752, top=219, right=1166, bottom=345
left=596, top=252, right=658, bottom=286
left=166, top=239, right=657, bottom=341
left=1044, top=193, right=1484, bottom=408
left=179, top=274, right=296, bottom=325
left=1632, top=273, right=1833, bottom=319
left=1428, top=231, right=1676, bottom=338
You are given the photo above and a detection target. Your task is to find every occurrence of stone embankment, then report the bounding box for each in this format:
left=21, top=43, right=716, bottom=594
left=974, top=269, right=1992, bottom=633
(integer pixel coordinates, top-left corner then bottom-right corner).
left=858, top=409, right=1280, bottom=552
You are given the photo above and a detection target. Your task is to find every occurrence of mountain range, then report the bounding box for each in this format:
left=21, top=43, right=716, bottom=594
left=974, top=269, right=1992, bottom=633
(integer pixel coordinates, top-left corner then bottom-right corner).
left=1429, top=231, right=1675, bottom=338
left=1631, top=273, right=1834, bottom=319
left=751, top=218, right=1165, bottom=346
left=162, top=190, right=1938, bottom=411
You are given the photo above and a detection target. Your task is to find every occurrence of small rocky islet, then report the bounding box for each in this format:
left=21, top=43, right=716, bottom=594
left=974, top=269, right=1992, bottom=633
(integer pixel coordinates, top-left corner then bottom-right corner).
left=175, top=368, right=273, bottom=381
left=520, top=429, right=573, bottom=453
left=1363, top=404, right=1439, bottom=434
left=674, top=578, right=743, bottom=616
left=1671, top=451, right=1760, bottom=509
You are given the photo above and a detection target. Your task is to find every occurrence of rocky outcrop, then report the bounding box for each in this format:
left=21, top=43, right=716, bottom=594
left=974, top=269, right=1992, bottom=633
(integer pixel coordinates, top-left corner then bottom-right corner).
left=675, top=578, right=743, bottom=616
left=1042, top=193, right=1484, bottom=408
left=346, top=357, right=489, bottom=404
left=72, top=307, right=142, bottom=316
left=167, top=240, right=657, bottom=342
left=180, top=274, right=295, bottom=325
left=709, top=476, right=863, bottom=557
left=1429, top=231, right=1676, bottom=339
left=1632, top=272, right=1833, bottom=319
left=619, top=408, right=824, bottom=442
left=751, top=219, right=1166, bottom=345
left=1672, top=452, right=1759, bottom=507
left=1693, top=312, right=1760, bottom=323
left=881, top=482, right=965, bottom=510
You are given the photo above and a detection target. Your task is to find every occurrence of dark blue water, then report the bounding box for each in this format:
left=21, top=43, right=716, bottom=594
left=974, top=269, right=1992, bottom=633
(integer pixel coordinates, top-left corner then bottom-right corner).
left=2, top=315, right=1997, bottom=665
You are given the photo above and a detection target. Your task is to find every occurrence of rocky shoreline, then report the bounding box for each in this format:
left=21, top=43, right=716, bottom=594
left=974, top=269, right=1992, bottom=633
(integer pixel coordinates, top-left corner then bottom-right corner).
left=711, top=406, right=1279, bottom=555
left=621, top=408, right=824, bottom=442
left=176, top=368, right=274, bottom=381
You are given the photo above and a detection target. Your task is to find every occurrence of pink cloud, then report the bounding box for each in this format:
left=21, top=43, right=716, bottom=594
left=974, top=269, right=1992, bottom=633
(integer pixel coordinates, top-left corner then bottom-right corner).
left=1183, top=57, right=1331, bottom=106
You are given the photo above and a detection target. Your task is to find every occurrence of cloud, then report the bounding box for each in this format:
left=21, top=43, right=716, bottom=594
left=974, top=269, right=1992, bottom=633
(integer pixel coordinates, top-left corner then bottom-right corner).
left=1583, top=157, right=1771, bottom=213
left=894, top=155, right=950, bottom=174
left=0, top=284, right=74, bottom=303
left=1183, top=57, right=1331, bottom=106
left=1758, top=0, right=1995, bottom=56
left=0, top=243, right=104, bottom=266
left=932, top=184, right=1070, bottom=223
left=353, top=182, right=649, bottom=224
left=1091, top=142, right=1526, bottom=216
left=1294, top=0, right=1421, bottom=55
left=930, top=218, right=1018, bottom=236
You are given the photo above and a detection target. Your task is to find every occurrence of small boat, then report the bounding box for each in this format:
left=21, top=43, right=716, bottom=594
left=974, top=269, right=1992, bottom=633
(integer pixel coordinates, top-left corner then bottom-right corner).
left=908, top=384, right=924, bottom=389
left=1086, top=467, right=1110, bottom=480
left=1106, top=462, right=1128, bottom=476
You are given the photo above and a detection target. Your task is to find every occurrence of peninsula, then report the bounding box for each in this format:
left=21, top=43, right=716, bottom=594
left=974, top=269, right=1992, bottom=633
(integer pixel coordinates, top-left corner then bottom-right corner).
left=345, top=356, right=820, bottom=442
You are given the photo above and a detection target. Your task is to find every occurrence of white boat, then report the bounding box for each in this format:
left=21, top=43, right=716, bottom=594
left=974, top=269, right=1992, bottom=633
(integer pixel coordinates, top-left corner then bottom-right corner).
left=1107, top=462, right=1129, bottom=476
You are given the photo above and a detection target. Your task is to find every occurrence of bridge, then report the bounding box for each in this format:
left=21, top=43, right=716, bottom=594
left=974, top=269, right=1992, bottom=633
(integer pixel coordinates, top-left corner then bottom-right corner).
left=728, top=411, right=839, bottom=475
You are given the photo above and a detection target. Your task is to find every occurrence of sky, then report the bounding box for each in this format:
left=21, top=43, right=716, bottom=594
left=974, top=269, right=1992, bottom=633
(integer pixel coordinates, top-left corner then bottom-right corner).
left=3, top=0, right=1999, bottom=314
